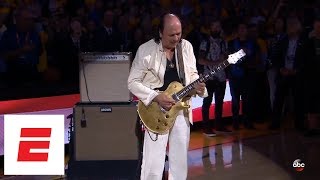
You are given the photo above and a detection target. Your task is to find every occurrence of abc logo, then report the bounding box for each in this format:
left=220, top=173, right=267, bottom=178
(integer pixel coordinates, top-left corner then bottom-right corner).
left=292, top=159, right=305, bottom=172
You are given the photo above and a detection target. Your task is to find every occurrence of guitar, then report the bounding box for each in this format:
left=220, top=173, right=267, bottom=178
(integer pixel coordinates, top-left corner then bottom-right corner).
left=137, top=49, right=246, bottom=134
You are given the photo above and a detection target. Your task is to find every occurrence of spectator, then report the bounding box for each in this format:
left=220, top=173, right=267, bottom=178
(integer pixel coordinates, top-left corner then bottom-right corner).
left=0, top=7, right=42, bottom=87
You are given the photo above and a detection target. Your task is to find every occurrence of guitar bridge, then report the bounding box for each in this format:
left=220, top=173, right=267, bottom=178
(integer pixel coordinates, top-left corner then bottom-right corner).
left=160, top=107, right=167, bottom=113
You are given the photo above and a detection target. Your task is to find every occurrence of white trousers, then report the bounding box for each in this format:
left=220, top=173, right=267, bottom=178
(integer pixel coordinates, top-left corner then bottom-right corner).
left=140, top=110, right=190, bottom=180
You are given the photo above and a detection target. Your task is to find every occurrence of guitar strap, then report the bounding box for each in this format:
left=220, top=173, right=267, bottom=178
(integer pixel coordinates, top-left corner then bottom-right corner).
left=176, top=41, right=186, bottom=86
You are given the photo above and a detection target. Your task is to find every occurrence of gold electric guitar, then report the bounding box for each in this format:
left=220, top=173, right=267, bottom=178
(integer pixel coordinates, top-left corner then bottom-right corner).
left=137, top=49, right=246, bottom=134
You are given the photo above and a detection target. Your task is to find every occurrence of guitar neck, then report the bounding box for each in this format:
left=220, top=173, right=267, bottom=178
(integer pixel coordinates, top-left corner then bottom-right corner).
left=174, top=59, right=230, bottom=100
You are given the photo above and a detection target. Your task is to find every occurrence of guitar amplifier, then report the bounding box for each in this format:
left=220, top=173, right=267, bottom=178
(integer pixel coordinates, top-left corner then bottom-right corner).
left=79, top=52, right=132, bottom=102
left=70, top=102, right=138, bottom=161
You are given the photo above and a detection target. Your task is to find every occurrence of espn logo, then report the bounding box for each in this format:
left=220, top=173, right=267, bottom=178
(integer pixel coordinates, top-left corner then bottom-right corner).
left=18, top=128, right=51, bottom=162
left=4, top=115, right=65, bottom=175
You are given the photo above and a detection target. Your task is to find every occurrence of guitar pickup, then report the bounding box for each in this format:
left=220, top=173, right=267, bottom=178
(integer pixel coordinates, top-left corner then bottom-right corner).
left=172, top=94, right=180, bottom=101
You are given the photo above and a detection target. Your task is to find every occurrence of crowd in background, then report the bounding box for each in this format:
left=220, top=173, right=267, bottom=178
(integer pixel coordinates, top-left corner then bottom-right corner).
left=0, top=0, right=320, bottom=132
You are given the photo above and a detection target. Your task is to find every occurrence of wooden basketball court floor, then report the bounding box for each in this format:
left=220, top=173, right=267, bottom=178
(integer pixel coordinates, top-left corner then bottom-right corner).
left=0, top=120, right=319, bottom=180
left=0, top=95, right=319, bottom=179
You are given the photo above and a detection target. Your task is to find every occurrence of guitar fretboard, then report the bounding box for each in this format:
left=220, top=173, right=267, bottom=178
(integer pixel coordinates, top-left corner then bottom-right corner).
left=175, top=60, right=230, bottom=100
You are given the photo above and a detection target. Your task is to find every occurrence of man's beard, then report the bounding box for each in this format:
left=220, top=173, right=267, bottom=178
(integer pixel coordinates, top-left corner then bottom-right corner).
left=211, top=31, right=221, bottom=38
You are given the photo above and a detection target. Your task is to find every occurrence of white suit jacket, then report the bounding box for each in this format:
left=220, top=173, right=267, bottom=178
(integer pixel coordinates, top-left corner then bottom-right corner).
left=128, top=39, right=208, bottom=124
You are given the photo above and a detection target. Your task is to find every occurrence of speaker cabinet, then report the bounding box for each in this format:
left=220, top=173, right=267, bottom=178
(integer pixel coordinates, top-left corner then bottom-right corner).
left=71, top=102, right=138, bottom=161
left=79, top=52, right=132, bottom=102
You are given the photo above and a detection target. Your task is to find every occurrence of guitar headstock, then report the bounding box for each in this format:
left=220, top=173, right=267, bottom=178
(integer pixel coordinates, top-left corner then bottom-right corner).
left=227, top=49, right=246, bottom=64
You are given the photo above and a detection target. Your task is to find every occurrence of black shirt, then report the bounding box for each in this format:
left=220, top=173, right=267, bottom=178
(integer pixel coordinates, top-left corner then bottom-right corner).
left=157, top=55, right=181, bottom=91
